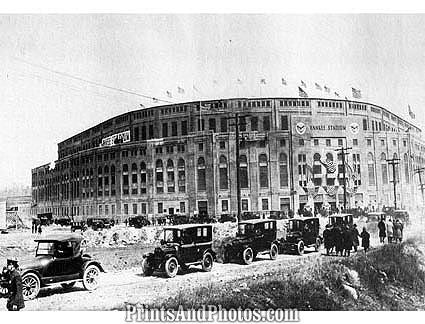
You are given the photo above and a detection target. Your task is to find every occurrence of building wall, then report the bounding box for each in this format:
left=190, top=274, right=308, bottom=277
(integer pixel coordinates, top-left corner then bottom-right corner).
left=31, top=98, right=425, bottom=220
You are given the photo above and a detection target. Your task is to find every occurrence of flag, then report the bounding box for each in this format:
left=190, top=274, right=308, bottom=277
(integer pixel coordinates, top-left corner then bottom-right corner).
left=408, top=105, right=416, bottom=119
left=334, top=91, right=340, bottom=97
left=324, top=86, right=330, bottom=93
left=139, top=103, right=145, bottom=108
left=281, top=78, right=287, bottom=85
left=260, top=78, right=266, bottom=84
left=177, top=86, right=185, bottom=94
left=166, top=91, right=172, bottom=98
left=300, top=80, right=307, bottom=88
left=298, top=86, right=308, bottom=98
left=315, top=83, right=322, bottom=90
left=152, top=98, right=159, bottom=103
left=193, top=85, right=199, bottom=92
left=352, top=87, right=362, bottom=99
left=321, top=160, right=336, bottom=174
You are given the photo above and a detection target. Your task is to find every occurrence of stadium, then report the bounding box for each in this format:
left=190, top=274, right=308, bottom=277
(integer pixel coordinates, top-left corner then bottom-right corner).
left=31, top=97, right=425, bottom=222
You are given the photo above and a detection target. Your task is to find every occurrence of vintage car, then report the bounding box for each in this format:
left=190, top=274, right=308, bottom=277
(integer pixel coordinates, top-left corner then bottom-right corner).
left=219, top=213, right=237, bottom=223
left=222, top=219, right=279, bottom=265
left=54, top=218, right=72, bottom=227
left=391, top=210, right=410, bottom=224
left=128, top=216, right=151, bottom=228
left=280, top=217, right=321, bottom=255
left=328, top=213, right=354, bottom=228
left=87, top=218, right=114, bottom=231
left=241, top=211, right=261, bottom=221
left=70, top=221, right=88, bottom=232
left=19, top=234, right=104, bottom=300
left=142, top=224, right=215, bottom=278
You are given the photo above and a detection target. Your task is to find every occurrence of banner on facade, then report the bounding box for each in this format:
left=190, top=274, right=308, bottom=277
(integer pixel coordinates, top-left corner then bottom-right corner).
left=100, top=130, right=130, bottom=147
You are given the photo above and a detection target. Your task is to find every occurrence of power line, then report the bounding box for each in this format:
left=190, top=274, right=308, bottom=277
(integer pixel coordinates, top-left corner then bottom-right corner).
left=12, top=56, right=174, bottom=104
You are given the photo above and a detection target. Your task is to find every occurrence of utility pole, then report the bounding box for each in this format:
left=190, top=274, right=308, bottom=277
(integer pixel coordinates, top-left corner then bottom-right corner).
left=414, top=167, right=425, bottom=205
left=387, top=158, right=401, bottom=209
left=335, top=145, right=352, bottom=212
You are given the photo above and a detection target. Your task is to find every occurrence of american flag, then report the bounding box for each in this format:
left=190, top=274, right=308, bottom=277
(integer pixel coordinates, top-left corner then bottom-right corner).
left=166, top=91, right=172, bottom=98
left=177, top=86, right=185, bottom=94
left=300, top=80, right=307, bottom=88
left=298, top=87, right=308, bottom=98
left=315, top=83, right=322, bottom=90
left=325, top=185, right=337, bottom=196
left=324, top=86, right=330, bottom=93
left=352, top=87, right=362, bottom=99
left=320, top=159, right=336, bottom=173
left=281, top=78, right=287, bottom=85
left=260, top=78, right=266, bottom=84
left=334, top=91, right=340, bottom=97
left=408, top=105, right=416, bottom=119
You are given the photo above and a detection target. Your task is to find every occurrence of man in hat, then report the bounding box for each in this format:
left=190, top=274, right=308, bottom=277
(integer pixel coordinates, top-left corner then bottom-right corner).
left=5, top=258, right=25, bottom=311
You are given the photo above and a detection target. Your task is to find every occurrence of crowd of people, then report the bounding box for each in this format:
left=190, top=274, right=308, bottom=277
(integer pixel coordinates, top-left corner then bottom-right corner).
left=378, top=218, right=404, bottom=243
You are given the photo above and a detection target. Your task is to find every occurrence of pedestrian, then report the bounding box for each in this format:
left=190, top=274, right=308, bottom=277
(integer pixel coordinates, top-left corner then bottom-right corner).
left=38, top=224, right=42, bottom=235
left=5, top=259, right=25, bottom=311
left=334, top=227, right=344, bottom=256
left=351, top=224, right=360, bottom=252
left=377, top=217, right=386, bottom=244
left=343, top=225, right=353, bottom=257
left=394, top=219, right=403, bottom=242
left=386, top=218, right=394, bottom=243
left=323, top=225, right=333, bottom=256
left=360, top=227, right=370, bottom=253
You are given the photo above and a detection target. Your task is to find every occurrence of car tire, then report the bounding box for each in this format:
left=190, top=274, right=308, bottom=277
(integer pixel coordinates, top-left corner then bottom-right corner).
left=314, top=238, right=321, bottom=252
left=22, top=272, right=41, bottom=301
left=82, top=264, right=100, bottom=291
left=270, top=243, right=278, bottom=260
left=165, top=257, right=179, bottom=278
left=142, top=258, right=154, bottom=276
left=242, top=247, right=254, bottom=265
left=61, top=282, right=76, bottom=290
left=202, top=252, right=213, bottom=272
left=297, top=241, right=305, bottom=255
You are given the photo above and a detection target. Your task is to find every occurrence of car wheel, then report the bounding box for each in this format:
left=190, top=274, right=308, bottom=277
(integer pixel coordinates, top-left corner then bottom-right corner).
left=297, top=241, right=305, bottom=255
left=202, top=252, right=213, bottom=272
left=315, top=238, right=321, bottom=252
left=82, top=265, right=100, bottom=291
left=142, top=258, right=154, bottom=276
left=270, top=243, right=279, bottom=260
left=242, top=247, right=254, bottom=265
left=61, top=282, right=76, bottom=290
left=22, top=273, right=41, bottom=301
left=165, top=257, right=179, bottom=278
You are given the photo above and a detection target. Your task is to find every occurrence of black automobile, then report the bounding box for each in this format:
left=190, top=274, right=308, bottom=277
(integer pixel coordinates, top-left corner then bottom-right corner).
left=241, top=211, right=260, bottom=221
left=328, top=213, right=354, bottom=228
left=87, top=218, right=114, bottom=231
left=219, top=213, right=237, bottom=223
left=128, top=216, right=151, bottom=228
left=55, top=218, right=71, bottom=227
left=222, top=219, right=279, bottom=265
left=17, top=234, right=104, bottom=300
left=280, top=217, right=321, bottom=255
left=142, top=224, right=215, bottom=278
left=71, top=221, right=88, bottom=232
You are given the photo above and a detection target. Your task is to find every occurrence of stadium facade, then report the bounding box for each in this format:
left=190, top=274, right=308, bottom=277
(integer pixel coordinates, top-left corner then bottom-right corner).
left=31, top=97, right=425, bottom=221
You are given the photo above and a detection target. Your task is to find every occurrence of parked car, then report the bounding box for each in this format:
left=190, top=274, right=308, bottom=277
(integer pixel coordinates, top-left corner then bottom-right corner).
left=328, top=213, right=354, bottom=228
left=128, top=216, right=151, bottom=228
left=280, top=217, right=321, bottom=255
left=268, top=210, right=289, bottom=220
left=222, top=219, right=279, bottom=265
left=241, top=211, right=260, bottom=221
left=142, top=224, right=215, bottom=278
left=87, top=218, right=114, bottom=231
left=55, top=218, right=71, bottom=227
left=219, top=213, right=237, bottom=223
left=70, top=221, right=87, bottom=232
left=19, top=234, right=104, bottom=300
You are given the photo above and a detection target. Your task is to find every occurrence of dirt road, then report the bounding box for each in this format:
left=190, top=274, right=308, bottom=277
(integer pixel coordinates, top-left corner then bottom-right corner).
left=23, top=250, right=323, bottom=311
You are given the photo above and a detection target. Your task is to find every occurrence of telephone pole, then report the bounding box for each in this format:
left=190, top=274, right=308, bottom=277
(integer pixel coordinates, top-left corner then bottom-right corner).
left=335, top=145, right=352, bottom=212
left=387, top=158, right=401, bottom=209
left=414, top=167, right=425, bottom=205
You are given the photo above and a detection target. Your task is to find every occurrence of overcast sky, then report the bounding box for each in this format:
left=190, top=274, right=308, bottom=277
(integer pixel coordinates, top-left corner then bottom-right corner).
left=1, top=14, right=425, bottom=189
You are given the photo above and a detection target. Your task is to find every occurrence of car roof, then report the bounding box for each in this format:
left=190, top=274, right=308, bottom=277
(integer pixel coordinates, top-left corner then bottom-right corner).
left=290, top=217, right=319, bottom=221
left=367, top=212, right=386, bottom=216
left=35, top=233, right=84, bottom=243
left=163, top=223, right=213, bottom=230
left=239, top=219, right=276, bottom=225
left=393, top=210, right=408, bottom=213
left=329, top=213, right=353, bottom=217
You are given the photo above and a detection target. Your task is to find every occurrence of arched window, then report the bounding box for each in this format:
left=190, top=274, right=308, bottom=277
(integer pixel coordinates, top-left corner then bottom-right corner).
left=404, top=153, right=409, bottom=184
left=140, top=162, right=147, bottom=194
left=103, top=165, right=109, bottom=195
left=122, top=164, right=129, bottom=195
left=381, top=153, right=388, bottom=185
left=219, top=155, right=228, bottom=190
left=122, top=164, right=128, bottom=173
left=167, top=159, right=175, bottom=193
left=279, top=153, right=288, bottom=188
left=178, top=158, right=186, bottom=192
left=368, top=153, right=375, bottom=186
left=258, top=154, right=269, bottom=188
left=197, top=157, right=206, bottom=191
left=156, top=160, right=164, bottom=193
left=131, top=163, right=138, bottom=194
left=313, top=153, right=322, bottom=186
left=239, top=155, right=249, bottom=189
left=393, top=153, right=399, bottom=182
left=97, top=166, right=103, bottom=196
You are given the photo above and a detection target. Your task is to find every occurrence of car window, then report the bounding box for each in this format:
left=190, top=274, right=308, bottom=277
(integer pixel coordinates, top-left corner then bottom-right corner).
left=56, top=241, right=74, bottom=258
left=36, top=242, right=55, bottom=256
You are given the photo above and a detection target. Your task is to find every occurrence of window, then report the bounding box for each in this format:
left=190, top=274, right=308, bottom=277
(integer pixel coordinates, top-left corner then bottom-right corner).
left=156, top=160, right=164, bottom=193
left=134, top=126, right=139, bottom=141
left=338, top=139, right=343, bottom=146
left=298, top=154, right=307, bottom=187
left=240, top=155, right=249, bottom=188
left=404, top=153, right=410, bottom=184
left=367, top=139, right=372, bottom=146
left=148, top=124, right=154, bottom=139
left=171, top=122, right=178, bottom=136
left=197, top=157, right=206, bottom=191
left=281, top=115, right=288, bottom=130
left=258, top=154, right=269, bottom=188
left=141, top=203, right=146, bottom=214
left=141, top=125, right=147, bottom=140
left=219, top=156, right=228, bottom=190
left=353, top=153, right=361, bottom=186
left=299, top=139, right=304, bottom=146
left=368, top=153, right=375, bottom=186
left=403, top=140, right=407, bottom=147
left=261, top=198, right=269, bottom=211
left=279, top=139, right=286, bottom=147
left=381, top=153, right=388, bottom=185
left=179, top=202, right=185, bottom=213
left=198, top=118, right=205, bottom=131
left=251, top=116, right=258, bottom=131
left=132, top=203, right=137, bottom=215
left=178, top=158, right=186, bottom=192
left=221, top=200, right=229, bottom=212
left=98, top=205, right=103, bottom=215
left=279, top=153, right=288, bottom=187
left=314, top=139, right=319, bottom=146
left=363, top=119, right=368, bottom=131
left=241, top=199, right=249, bottom=211
left=158, top=202, right=163, bottom=214
left=219, top=141, right=226, bottom=149
left=353, top=139, right=358, bottom=146
left=393, top=139, right=397, bottom=146
left=198, top=143, right=204, bottom=151
left=263, top=116, right=270, bottom=131
left=181, top=120, right=188, bottom=136
left=239, top=116, right=246, bottom=132
left=209, top=118, right=216, bottom=132
left=381, top=139, right=385, bottom=147
left=140, top=162, right=147, bottom=194
left=123, top=204, right=129, bottom=215
left=162, top=123, right=168, bottom=137
left=220, top=117, right=227, bottom=133
left=326, top=139, right=331, bottom=147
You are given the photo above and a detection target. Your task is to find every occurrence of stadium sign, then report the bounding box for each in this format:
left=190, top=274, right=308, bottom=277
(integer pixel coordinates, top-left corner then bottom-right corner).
left=100, top=130, right=130, bottom=147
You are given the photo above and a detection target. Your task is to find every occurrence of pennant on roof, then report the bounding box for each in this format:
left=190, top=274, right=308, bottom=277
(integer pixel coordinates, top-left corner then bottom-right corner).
left=152, top=98, right=159, bottom=103
left=315, top=83, right=322, bottom=91
left=324, top=86, right=330, bottom=93
left=281, top=78, right=287, bottom=85
left=352, top=87, right=362, bottom=99
left=260, top=78, right=266, bottom=84
left=298, top=86, right=308, bottom=98
left=334, top=91, right=340, bottom=97
left=166, top=91, right=172, bottom=98
left=177, top=86, right=185, bottom=94
left=301, top=80, right=307, bottom=88
left=408, top=105, right=416, bottom=119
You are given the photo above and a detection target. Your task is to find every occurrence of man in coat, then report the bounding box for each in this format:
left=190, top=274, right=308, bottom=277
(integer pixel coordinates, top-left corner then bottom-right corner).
left=343, top=225, right=354, bottom=257
left=386, top=218, right=394, bottom=243
left=360, top=227, right=370, bottom=253
left=377, top=218, right=386, bottom=244
left=351, top=224, right=360, bottom=252
left=5, top=259, right=25, bottom=311
left=323, top=225, right=333, bottom=256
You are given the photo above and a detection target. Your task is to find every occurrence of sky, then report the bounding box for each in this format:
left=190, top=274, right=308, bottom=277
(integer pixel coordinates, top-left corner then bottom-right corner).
left=1, top=14, right=425, bottom=189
